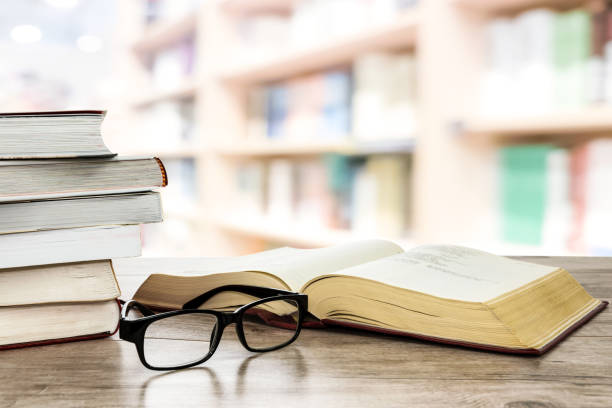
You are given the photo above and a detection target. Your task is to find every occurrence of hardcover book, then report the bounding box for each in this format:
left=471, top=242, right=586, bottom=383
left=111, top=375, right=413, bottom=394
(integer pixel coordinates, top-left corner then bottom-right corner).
left=129, top=241, right=607, bottom=355
left=0, top=225, right=141, bottom=269
left=0, top=156, right=167, bottom=202
left=0, top=110, right=113, bottom=159
left=0, top=260, right=121, bottom=349
left=0, top=191, right=163, bottom=234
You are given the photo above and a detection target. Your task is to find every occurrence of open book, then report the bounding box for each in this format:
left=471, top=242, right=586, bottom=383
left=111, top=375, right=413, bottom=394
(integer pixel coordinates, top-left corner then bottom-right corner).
left=129, top=241, right=607, bottom=354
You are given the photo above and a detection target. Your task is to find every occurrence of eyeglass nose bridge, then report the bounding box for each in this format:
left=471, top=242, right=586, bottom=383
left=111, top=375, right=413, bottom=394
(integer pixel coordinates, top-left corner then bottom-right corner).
left=219, top=311, right=239, bottom=327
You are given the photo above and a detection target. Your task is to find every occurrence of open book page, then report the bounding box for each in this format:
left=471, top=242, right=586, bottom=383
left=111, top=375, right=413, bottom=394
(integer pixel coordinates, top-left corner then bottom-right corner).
left=267, top=240, right=403, bottom=290
left=115, top=239, right=402, bottom=291
left=308, top=245, right=559, bottom=302
left=113, top=247, right=303, bottom=277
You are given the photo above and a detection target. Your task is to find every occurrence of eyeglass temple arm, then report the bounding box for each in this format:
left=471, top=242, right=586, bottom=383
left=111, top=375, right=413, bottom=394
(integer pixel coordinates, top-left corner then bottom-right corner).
left=121, top=299, right=156, bottom=318
left=182, top=285, right=297, bottom=310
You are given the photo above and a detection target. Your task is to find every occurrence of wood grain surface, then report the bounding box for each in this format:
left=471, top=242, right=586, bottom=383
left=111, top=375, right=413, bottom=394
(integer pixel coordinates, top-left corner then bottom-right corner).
left=0, top=256, right=610, bottom=408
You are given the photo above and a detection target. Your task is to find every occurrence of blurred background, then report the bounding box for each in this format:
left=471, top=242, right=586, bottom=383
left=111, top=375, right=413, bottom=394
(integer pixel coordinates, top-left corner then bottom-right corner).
left=3, top=0, right=612, bottom=257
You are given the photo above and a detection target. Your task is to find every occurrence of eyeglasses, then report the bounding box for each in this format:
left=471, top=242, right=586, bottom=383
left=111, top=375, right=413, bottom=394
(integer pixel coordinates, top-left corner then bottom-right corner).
left=119, top=285, right=308, bottom=371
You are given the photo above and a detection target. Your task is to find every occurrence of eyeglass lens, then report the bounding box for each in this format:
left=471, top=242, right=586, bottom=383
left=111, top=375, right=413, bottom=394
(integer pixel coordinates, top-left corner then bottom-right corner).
left=143, top=313, right=217, bottom=368
left=241, top=299, right=300, bottom=350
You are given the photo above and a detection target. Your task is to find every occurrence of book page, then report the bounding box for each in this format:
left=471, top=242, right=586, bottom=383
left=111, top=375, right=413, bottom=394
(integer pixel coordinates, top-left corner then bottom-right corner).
left=114, top=239, right=403, bottom=291
left=322, top=245, right=559, bottom=302
left=268, top=240, right=403, bottom=290
left=0, top=261, right=119, bottom=306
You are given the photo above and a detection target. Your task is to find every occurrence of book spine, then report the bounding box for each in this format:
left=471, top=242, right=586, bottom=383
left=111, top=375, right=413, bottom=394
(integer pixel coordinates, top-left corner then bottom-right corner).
left=154, top=157, right=168, bottom=187
left=500, top=145, right=553, bottom=245
left=568, top=143, right=588, bottom=252
left=604, top=3, right=612, bottom=103
left=588, top=2, right=607, bottom=103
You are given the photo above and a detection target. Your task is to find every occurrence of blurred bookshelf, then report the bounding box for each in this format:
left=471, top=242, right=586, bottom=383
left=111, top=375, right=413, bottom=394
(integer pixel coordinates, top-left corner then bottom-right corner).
left=110, top=0, right=612, bottom=257
left=220, top=0, right=295, bottom=15
left=461, top=106, right=612, bottom=138
left=131, top=78, right=199, bottom=108
left=132, top=13, right=198, bottom=54
left=220, top=9, right=419, bottom=84
left=213, top=139, right=416, bottom=157
left=210, top=215, right=413, bottom=248
left=454, top=0, right=584, bottom=13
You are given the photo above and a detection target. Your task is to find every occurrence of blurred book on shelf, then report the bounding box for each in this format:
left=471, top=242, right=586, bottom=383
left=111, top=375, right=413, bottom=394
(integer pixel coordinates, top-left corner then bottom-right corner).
left=230, top=0, right=417, bottom=63
left=267, top=159, right=295, bottom=221
left=144, top=0, right=203, bottom=25
left=500, top=145, right=553, bottom=246
left=499, top=138, right=612, bottom=255
left=245, top=51, right=417, bottom=144
left=232, top=161, right=267, bottom=217
left=227, top=154, right=412, bottom=240
left=150, top=36, right=196, bottom=91
left=131, top=99, right=196, bottom=152
left=235, top=13, right=291, bottom=61
left=295, top=159, right=336, bottom=229
left=352, top=53, right=416, bottom=140
left=161, top=158, right=197, bottom=214
left=290, top=0, right=417, bottom=48
left=247, top=69, right=352, bottom=141
left=570, top=138, right=612, bottom=255
left=480, top=5, right=612, bottom=117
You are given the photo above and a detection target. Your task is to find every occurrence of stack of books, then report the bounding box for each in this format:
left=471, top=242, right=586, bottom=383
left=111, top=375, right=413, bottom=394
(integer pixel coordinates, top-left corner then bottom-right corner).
left=0, top=110, right=167, bottom=350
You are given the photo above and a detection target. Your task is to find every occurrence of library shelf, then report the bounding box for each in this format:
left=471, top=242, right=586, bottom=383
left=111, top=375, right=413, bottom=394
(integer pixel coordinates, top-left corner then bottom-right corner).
left=131, top=80, right=199, bottom=108
left=213, top=139, right=416, bottom=157
left=453, top=0, right=585, bottom=13
left=220, top=9, right=419, bottom=84
left=121, top=146, right=203, bottom=159
left=459, top=107, right=612, bottom=137
left=132, top=13, right=197, bottom=54
left=221, top=0, right=295, bottom=15
left=211, top=216, right=414, bottom=248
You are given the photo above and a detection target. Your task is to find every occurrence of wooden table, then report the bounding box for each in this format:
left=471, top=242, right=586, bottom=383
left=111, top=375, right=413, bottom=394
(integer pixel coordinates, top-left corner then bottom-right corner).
left=1, top=256, right=611, bottom=408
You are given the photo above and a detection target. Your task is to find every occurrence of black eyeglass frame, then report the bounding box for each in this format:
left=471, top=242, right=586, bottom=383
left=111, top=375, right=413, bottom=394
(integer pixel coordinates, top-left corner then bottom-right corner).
left=119, top=285, right=308, bottom=371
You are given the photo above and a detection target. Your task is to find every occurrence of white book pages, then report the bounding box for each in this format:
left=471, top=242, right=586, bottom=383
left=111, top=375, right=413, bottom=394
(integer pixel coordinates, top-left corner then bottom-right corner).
left=0, top=260, right=120, bottom=306
left=0, top=225, right=141, bottom=269
left=0, top=112, right=112, bottom=158
left=0, top=300, right=119, bottom=347
left=322, top=245, right=558, bottom=302
left=114, top=239, right=403, bottom=292
left=0, top=192, right=162, bottom=234
left=0, top=157, right=164, bottom=202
